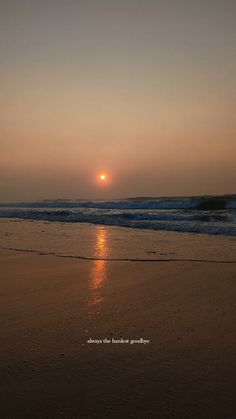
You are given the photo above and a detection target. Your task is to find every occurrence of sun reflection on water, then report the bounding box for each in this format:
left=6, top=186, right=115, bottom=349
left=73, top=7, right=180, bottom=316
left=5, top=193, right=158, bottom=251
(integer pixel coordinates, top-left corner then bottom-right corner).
left=88, top=227, right=108, bottom=311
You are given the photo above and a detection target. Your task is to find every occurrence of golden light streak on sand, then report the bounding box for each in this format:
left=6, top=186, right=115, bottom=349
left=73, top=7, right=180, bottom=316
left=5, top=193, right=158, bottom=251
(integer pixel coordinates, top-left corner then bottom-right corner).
left=88, top=227, right=108, bottom=310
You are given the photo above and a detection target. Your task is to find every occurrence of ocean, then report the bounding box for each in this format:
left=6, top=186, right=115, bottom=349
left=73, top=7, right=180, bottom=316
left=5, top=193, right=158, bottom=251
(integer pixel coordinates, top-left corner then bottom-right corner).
left=0, top=195, right=236, bottom=236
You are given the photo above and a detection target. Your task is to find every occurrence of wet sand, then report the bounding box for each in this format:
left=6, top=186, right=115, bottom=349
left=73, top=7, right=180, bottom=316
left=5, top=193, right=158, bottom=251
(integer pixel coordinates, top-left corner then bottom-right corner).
left=1, top=246, right=236, bottom=418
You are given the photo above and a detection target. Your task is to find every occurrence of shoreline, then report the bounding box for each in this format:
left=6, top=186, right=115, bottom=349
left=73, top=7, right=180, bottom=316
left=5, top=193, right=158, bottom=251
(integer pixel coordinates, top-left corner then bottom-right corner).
left=2, top=245, right=236, bottom=264
left=1, top=193, right=236, bottom=237
left=0, top=219, right=236, bottom=237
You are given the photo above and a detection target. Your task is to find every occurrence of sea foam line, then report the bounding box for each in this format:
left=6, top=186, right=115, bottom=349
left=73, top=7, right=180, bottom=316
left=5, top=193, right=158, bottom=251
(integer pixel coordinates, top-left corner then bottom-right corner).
left=2, top=247, right=236, bottom=264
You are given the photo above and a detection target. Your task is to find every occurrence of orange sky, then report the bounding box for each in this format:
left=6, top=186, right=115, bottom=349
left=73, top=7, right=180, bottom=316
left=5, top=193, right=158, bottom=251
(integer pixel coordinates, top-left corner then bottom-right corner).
left=1, top=0, right=235, bottom=201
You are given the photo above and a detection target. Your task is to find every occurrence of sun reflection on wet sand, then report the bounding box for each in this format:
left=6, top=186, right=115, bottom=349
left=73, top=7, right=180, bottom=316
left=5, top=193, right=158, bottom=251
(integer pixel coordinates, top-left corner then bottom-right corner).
left=88, top=227, right=108, bottom=312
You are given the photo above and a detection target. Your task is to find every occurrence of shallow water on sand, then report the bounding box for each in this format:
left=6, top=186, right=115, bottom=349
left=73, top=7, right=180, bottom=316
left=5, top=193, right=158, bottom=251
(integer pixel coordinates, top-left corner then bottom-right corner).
left=1, top=218, right=236, bottom=262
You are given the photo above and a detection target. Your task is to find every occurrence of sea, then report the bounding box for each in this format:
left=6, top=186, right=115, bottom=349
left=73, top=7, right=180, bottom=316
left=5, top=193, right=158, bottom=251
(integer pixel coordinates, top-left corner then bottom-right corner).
left=0, top=195, right=236, bottom=236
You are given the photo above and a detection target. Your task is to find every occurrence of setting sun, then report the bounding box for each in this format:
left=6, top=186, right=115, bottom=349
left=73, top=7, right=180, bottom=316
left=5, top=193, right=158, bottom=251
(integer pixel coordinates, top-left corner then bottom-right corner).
left=96, top=172, right=110, bottom=186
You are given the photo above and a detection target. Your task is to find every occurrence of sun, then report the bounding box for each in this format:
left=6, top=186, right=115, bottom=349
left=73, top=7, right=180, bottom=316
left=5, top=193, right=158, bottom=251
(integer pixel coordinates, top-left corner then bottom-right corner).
left=96, top=172, right=110, bottom=185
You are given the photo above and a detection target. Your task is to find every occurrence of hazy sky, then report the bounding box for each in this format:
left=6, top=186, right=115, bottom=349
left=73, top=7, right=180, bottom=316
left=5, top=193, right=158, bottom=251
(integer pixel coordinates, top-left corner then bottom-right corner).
left=1, top=0, right=235, bottom=201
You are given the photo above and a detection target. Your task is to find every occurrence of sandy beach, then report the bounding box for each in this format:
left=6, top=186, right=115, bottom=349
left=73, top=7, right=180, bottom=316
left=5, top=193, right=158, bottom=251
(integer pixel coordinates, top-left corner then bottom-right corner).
left=1, top=220, right=236, bottom=418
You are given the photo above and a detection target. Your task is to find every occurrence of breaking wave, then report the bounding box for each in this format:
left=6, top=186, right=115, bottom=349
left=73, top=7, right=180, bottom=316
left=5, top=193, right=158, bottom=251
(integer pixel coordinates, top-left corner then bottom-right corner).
left=0, top=196, right=236, bottom=236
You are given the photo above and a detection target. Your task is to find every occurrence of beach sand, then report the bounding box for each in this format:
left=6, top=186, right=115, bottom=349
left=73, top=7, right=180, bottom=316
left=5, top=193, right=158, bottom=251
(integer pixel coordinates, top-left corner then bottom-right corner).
left=0, top=222, right=236, bottom=418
